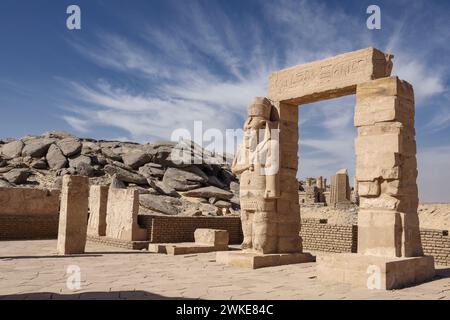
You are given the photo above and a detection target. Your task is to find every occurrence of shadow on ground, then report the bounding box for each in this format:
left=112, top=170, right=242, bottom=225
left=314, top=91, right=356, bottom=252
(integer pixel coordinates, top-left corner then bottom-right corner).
left=435, top=267, right=450, bottom=279
left=0, top=251, right=157, bottom=260
left=0, top=291, right=196, bottom=300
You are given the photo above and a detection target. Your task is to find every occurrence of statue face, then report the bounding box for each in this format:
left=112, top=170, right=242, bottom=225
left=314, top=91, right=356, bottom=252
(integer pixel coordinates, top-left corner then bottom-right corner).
left=244, top=116, right=268, bottom=149
left=244, top=116, right=267, bottom=131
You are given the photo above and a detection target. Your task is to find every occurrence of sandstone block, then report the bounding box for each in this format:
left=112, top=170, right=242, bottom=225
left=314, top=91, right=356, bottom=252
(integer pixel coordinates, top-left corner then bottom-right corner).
left=194, top=229, right=229, bottom=249
left=57, top=175, right=89, bottom=255
left=87, top=185, right=108, bottom=236
left=268, top=47, right=393, bottom=104
left=106, top=188, right=147, bottom=241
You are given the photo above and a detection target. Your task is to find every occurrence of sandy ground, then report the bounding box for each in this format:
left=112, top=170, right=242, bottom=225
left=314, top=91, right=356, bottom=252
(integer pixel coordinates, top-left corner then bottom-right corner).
left=0, top=240, right=449, bottom=300
left=300, top=203, right=450, bottom=231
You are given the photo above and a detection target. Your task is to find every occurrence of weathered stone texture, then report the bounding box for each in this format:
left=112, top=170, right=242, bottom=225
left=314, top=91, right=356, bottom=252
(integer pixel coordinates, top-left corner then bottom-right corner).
left=56, top=175, right=89, bottom=255
left=0, top=187, right=60, bottom=215
left=87, top=185, right=108, bottom=236
left=355, top=76, right=423, bottom=258
left=105, top=188, right=147, bottom=241
left=194, top=228, right=229, bottom=249
left=330, top=169, right=351, bottom=206
left=268, top=47, right=393, bottom=104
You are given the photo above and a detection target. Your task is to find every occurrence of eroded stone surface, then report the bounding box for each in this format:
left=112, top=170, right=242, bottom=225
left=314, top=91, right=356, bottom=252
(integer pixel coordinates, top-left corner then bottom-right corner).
left=106, top=188, right=147, bottom=241
left=268, top=47, right=393, bottom=104
left=56, top=175, right=89, bottom=255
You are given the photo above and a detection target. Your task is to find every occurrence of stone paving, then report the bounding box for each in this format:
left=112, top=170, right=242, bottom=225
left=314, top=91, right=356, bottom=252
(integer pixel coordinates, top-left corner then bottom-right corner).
left=0, top=240, right=449, bottom=300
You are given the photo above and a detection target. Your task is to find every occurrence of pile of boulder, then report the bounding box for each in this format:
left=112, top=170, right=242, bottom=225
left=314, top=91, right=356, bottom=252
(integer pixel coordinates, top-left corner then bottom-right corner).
left=0, top=131, right=240, bottom=217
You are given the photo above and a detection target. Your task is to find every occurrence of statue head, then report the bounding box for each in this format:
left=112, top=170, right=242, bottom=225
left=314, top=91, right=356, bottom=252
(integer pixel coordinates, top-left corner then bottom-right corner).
left=244, top=97, right=272, bottom=132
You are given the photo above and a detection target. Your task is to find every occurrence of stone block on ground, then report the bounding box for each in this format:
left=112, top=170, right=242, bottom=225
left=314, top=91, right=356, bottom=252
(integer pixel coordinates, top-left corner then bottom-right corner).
left=216, top=251, right=315, bottom=269
left=194, top=228, right=229, bottom=249
left=317, top=253, right=435, bottom=290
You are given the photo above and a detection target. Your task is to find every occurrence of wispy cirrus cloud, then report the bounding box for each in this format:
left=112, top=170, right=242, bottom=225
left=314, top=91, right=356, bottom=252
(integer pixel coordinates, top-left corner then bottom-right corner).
left=56, top=0, right=450, bottom=201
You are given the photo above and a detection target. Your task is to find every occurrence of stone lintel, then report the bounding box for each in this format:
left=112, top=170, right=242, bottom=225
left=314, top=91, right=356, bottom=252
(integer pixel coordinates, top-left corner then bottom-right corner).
left=268, top=47, right=393, bottom=104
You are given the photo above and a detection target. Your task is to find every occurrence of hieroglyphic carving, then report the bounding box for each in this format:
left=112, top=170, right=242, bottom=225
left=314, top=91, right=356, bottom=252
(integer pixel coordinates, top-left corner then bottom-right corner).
left=268, top=47, right=393, bottom=104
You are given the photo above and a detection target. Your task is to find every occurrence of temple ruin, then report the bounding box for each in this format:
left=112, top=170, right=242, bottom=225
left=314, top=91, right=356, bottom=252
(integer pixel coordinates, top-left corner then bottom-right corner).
left=221, top=47, right=435, bottom=289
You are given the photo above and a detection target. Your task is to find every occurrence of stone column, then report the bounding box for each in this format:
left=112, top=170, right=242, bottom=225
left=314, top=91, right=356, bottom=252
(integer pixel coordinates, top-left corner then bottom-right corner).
left=273, top=101, right=302, bottom=253
left=87, top=185, right=108, bottom=237
left=57, top=175, right=89, bottom=255
left=355, top=76, right=422, bottom=257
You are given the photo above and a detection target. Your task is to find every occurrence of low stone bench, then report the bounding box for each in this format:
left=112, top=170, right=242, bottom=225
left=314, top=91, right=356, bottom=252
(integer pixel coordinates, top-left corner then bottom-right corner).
left=148, top=228, right=229, bottom=255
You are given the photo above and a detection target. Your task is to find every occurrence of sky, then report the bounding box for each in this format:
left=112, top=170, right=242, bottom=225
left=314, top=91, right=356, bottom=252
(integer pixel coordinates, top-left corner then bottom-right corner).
left=0, top=0, right=449, bottom=202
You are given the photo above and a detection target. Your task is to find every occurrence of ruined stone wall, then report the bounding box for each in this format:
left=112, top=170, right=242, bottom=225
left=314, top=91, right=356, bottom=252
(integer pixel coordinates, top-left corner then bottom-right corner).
left=0, top=187, right=60, bottom=240
left=0, top=187, right=60, bottom=215
left=138, top=215, right=243, bottom=244
left=300, top=219, right=450, bottom=266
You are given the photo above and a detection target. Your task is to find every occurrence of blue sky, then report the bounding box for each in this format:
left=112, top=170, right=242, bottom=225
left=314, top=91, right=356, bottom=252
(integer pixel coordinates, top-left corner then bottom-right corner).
left=0, top=0, right=449, bottom=202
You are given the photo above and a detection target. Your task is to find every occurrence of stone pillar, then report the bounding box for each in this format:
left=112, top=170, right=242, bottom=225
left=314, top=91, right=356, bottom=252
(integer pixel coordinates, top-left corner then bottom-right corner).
left=106, top=188, right=147, bottom=241
left=317, top=176, right=324, bottom=190
left=318, top=76, right=434, bottom=289
left=273, top=101, right=303, bottom=253
left=355, top=76, right=422, bottom=257
left=57, top=175, right=89, bottom=255
left=87, top=185, right=108, bottom=237
left=330, top=169, right=350, bottom=206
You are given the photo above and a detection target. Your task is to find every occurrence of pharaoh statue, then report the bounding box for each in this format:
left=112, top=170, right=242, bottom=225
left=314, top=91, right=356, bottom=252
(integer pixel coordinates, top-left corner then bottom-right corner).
left=231, top=97, right=280, bottom=254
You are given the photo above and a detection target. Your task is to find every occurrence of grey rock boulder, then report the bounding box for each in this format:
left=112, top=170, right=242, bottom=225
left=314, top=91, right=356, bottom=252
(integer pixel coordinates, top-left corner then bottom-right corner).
left=183, top=186, right=234, bottom=201
left=162, top=166, right=208, bottom=191
left=31, top=158, right=47, bottom=169
left=110, top=174, right=126, bottom=189
left=57, top=138, right=82, bottom=157
left=101, top=148, right=122, bottom=161
left=46, top=144, right=68, bottom=170
left=74, top=162, right=95, bottom=177
left=104, top=164, right=147, bottom=185
left=1, top=140, right=24, bottom=158
left=122, top=151, right=151, bottom=169
left=0, top=178, right=14, bottom=187
left=139, top=194, right=181, bottom=215
left=22, top=139, right=54, bottom=158
left=138, top=163, right=165, bottom=179
left=147, top=179, right=178, bottom=197
left=69, top=155, right=91, bottom=168
left=3, top=168, right=31, bottom=184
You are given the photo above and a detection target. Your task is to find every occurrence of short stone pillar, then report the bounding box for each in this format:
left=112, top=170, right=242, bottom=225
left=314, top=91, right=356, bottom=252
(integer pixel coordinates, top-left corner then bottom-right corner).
left=57, top=175, right=89, bottom=255
left=105, top=188, right=147, bottom=241
left=87, top=185, right=108, bottom=236
left=194, top=229, right=229, bottom=250
left=318, top=76, right=435, bottom=289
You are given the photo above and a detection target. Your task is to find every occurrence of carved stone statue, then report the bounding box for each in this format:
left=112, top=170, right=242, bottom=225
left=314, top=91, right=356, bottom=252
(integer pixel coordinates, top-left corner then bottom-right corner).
left=232, top=97, right=280, bottom=254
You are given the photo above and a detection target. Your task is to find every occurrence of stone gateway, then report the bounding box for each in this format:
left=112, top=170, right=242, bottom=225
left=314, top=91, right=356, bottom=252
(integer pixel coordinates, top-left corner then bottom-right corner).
left=220, top=47, right=435, bottom=288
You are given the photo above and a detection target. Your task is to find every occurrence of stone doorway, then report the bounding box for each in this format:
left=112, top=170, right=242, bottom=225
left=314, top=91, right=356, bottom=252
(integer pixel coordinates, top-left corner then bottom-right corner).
left=266, top=47, right=435, bottom=289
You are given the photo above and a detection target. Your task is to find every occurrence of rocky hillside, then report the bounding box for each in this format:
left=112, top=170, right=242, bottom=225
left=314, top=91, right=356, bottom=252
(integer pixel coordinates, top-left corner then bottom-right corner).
left=0, top=131, right=240, bottom=217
